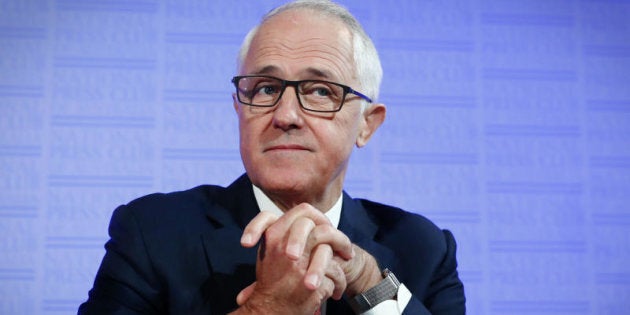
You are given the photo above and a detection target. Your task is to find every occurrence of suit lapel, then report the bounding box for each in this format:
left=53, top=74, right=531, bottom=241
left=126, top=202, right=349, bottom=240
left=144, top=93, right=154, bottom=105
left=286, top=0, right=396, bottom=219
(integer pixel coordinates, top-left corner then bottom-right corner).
left=338, top=192, right=398, bottom=269
left=200, top=175, right=260, bottom=313
left=204, top=174, right=260, bottom=230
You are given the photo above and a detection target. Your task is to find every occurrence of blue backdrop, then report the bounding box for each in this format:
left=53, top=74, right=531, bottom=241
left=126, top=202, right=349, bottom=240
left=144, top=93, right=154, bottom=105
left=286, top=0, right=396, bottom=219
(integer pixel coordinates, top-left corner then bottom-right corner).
left=1, top=0, right=629, bottom=314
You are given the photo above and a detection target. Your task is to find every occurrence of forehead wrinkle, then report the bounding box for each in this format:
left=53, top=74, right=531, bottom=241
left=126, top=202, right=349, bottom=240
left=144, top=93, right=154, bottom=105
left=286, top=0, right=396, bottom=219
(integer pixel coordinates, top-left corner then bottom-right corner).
left=249, top=39, right=355, bottom=83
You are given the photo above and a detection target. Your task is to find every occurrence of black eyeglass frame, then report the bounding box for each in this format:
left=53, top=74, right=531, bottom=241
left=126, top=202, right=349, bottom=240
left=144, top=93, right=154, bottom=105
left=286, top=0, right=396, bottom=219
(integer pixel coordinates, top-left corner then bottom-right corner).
left=231, top=75, right=373, bottom=113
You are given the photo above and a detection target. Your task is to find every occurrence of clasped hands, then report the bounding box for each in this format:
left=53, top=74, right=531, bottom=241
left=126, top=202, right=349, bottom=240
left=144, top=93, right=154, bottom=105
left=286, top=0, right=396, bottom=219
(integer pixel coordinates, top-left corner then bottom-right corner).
left=231, top=203, right=382, bottom=314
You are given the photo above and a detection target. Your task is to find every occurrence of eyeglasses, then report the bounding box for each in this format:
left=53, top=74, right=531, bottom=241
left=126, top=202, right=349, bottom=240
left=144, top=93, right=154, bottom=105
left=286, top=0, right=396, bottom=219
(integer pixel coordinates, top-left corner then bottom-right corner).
left=231, top=75, right=372, bottom=113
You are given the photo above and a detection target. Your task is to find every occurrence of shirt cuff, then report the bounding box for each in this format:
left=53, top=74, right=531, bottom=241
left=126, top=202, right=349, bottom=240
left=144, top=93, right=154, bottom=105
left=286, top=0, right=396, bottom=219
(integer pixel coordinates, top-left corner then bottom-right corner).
left=359, top=283, right=411, bottom=315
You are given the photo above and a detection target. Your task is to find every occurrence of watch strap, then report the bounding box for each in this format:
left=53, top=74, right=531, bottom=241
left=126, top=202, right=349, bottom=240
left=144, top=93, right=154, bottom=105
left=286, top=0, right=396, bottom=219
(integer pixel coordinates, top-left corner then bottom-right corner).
left=348, top=268, right=400, bottom=313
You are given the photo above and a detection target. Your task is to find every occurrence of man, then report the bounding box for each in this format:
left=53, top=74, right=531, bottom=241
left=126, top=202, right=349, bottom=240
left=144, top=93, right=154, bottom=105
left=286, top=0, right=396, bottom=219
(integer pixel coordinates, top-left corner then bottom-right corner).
left=79, top=1, right=465, bottom=314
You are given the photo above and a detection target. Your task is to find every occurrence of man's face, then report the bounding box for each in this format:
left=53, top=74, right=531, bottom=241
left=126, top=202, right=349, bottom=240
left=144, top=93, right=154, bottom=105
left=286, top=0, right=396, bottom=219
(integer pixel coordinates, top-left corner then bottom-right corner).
left=234, top=9, right=384, bottom=208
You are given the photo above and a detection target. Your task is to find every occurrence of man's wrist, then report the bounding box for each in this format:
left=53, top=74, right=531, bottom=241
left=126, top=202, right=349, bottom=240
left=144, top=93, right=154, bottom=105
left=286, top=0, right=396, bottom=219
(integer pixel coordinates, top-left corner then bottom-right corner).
left=345, top=249, right=382, bottom=296
left=348, top=269, right=401, bottom=314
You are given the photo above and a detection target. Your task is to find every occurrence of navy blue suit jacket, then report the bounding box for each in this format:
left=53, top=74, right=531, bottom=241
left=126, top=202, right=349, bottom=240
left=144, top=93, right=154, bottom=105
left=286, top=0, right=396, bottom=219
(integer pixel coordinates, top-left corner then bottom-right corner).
left=79, top=175, right=465, bottom=314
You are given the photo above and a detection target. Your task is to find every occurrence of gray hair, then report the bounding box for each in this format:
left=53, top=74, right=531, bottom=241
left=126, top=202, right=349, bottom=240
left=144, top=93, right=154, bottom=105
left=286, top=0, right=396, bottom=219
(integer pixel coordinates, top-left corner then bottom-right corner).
left=236, top=0, right=383, bottom=102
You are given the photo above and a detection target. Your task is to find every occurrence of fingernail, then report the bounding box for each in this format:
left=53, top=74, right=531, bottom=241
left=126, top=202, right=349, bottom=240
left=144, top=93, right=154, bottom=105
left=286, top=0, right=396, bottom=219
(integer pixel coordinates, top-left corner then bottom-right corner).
left=306, top=274, right=319, bottom=288
left=241, top=234, right=251, bottom=245
left=286, top=243, right=300, bottom=259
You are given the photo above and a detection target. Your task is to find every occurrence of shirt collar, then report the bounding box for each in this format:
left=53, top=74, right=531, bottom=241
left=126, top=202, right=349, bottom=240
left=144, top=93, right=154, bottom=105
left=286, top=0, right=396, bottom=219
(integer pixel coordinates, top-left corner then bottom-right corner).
left=252, top=185, right=343, bottom=228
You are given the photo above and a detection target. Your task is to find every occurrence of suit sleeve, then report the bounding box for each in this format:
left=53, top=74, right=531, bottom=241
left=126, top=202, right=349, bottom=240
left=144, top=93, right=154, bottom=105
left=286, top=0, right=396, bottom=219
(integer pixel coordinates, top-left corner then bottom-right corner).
left=402, top=229, right=466, bottom=315
left=78, top=205, right=163, bottom=314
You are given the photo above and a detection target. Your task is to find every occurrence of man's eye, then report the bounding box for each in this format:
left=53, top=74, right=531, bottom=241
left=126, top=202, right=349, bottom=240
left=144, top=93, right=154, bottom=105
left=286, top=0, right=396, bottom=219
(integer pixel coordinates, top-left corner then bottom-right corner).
left=256, top=85, right=279, bottom=95
left=313, top=87, right=331, bottom=96
left=304, top=84, right=334, bottom=97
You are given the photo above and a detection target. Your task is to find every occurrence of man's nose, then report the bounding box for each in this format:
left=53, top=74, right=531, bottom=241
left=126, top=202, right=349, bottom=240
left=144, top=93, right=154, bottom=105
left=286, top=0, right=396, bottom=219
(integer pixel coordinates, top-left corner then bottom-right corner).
left=272, top=86, right=304, bottom=130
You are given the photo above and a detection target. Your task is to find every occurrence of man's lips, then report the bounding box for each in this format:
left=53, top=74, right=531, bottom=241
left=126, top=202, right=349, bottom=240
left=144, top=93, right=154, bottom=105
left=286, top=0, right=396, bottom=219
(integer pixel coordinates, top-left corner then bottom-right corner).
left=264, top=144, right=311, bottom=152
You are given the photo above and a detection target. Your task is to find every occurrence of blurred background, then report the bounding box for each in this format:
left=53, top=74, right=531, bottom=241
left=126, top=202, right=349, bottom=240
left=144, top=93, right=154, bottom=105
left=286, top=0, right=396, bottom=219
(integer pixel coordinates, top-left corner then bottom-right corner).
left=1, top=0, right=629, bottom=313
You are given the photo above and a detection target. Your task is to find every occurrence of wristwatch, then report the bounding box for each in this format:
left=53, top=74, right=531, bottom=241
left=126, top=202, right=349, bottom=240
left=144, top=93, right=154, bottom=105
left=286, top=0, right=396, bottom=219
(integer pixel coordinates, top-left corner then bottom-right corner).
left=348, top=268, right=400, bottom=313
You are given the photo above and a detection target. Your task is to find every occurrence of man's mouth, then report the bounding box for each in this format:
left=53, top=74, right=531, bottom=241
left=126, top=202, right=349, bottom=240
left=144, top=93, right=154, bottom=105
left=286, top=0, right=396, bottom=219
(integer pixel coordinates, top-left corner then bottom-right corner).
left=264, top=144, right=310, bottom=152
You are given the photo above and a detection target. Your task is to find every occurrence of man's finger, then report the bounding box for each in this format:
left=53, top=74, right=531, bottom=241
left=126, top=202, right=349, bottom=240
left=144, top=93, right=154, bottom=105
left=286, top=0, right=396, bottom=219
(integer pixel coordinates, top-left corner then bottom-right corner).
left=304, top=244, right=333, bottom=290
left=308, top=224, right=355, bottom=261
left=304, top=244, right=347, bottom=300
left=285, top=216, right=316, bottom=260
left=236, top=282, right=257, bottom=306
left=282, top=203, right=332, bottom=227
left=241, top=211, right=279, bottom=247
left=327, top=262, right=346, bottom=300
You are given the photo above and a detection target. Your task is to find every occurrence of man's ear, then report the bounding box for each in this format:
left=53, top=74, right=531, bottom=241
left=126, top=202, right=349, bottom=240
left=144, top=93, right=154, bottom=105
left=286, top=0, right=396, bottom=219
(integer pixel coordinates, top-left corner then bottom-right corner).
left=356, top=103, right=386, bottom=148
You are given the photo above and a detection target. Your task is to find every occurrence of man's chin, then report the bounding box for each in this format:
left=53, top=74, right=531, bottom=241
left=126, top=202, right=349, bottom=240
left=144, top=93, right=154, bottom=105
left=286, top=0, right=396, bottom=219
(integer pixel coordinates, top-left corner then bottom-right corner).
left=253, top=172, right=309, bottom=193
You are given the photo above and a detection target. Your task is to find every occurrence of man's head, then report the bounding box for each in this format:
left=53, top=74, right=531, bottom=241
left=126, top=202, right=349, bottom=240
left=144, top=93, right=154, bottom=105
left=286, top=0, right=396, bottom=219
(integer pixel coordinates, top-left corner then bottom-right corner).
left=233, top=0, right=386, bottom=211
left=238, top=0, right=383, bottom=102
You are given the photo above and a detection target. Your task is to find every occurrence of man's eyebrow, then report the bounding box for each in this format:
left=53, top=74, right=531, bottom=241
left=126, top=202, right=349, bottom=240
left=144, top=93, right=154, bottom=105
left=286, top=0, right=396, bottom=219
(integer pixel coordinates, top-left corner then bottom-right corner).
left=249, top=66, right=336, bottom=80
left=251, top=65, right=279, bottom=75
left=303, top=67, right=334, bottom=80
